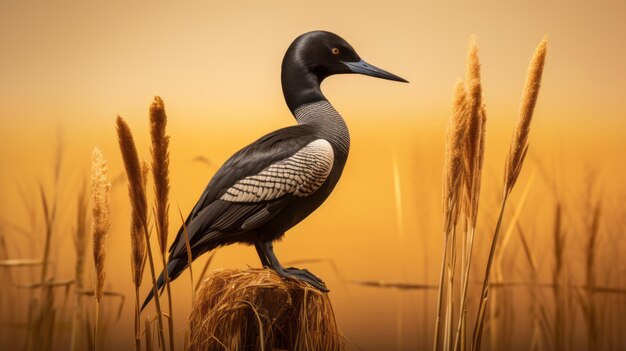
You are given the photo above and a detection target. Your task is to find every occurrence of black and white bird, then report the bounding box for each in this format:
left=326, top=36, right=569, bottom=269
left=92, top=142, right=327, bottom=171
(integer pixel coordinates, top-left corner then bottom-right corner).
left=142, top=30, right=407, bottom=308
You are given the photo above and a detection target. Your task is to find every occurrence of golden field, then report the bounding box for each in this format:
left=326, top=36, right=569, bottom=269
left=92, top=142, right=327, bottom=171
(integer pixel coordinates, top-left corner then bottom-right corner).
left=1, top=1, right=625, bottom=350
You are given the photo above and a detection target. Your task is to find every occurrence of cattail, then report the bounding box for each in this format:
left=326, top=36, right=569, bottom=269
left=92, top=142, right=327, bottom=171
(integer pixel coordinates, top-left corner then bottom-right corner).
left=130, top=160, right=149, bottom=286
left=90, top=147, right=111, bottom=303
left=150, top=96, right=170, bottom=254
left=504, top=36, right=547, bottom=193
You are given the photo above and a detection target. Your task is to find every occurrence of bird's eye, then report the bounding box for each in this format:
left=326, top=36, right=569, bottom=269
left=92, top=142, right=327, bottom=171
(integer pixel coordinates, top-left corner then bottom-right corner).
left=331, top=47, right=340, bottom=55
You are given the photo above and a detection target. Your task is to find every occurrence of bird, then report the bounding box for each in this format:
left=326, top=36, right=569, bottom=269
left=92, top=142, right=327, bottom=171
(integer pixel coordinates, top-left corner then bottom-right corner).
left=142, top=30, right=407, bottom=309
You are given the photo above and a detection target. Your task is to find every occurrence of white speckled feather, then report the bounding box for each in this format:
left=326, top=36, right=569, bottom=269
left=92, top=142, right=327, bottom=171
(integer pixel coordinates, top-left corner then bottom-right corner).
left=220, top=139, right=334, bottom=203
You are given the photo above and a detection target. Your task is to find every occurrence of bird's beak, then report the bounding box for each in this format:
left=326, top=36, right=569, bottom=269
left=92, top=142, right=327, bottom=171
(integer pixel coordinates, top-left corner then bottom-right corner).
left=342, top=59, right=408, bottom=83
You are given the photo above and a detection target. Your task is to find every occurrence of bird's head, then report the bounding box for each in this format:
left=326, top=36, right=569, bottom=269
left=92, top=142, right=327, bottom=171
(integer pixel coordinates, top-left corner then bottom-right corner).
left=283, top=30, right=408, bottom=83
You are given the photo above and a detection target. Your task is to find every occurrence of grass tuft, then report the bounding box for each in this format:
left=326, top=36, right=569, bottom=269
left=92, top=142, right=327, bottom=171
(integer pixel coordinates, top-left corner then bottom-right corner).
left=186, top=268, right=343, bottom=351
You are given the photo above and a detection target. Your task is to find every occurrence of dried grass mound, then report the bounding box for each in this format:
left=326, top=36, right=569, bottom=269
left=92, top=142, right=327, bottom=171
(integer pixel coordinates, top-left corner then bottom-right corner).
left=186, top=268, right=343, bottom=351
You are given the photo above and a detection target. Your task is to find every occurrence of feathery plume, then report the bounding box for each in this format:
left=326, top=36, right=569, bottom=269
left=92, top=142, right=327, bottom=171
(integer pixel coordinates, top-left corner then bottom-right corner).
left=504, top=36, right=547, bottom=193
left=472, top=105, right=487, bottom=221
left=130, top=160, right=149, bottom=286
left=116, top=117, right=148, bottom=232
left=462, top=37, right=486, bottom=223
left=472, top=36, right=547, bottom=351
left=442, top=80, right=469, bottom=233
left=116, top=115, right=167, bottom=349
left=150, top=96, right=170, bottom=254
left=435, top=79, right=470, bottom=351
left=90, top=147, right=111, bottom=303
left=149, top=97, right=175, bottom=351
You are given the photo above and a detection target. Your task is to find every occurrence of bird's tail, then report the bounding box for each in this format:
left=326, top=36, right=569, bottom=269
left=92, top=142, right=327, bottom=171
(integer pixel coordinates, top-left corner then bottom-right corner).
left=140, top=257, right=188, bottom=311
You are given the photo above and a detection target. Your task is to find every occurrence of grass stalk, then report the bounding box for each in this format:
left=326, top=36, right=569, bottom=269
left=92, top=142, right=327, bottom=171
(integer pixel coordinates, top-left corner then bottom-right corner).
left=177, top=205, right=195, bottom=303
left=584, top=198, right=601, bottom=350
left=552, top=202, right=565, bottom=350
left=471, top=194, right=508, bottom=351
left=453, top=37, right=486, bottom=351
left=134, top=285, right=141, bottom=351
left=70, top=182, right=89, bottom=351
left=116, top=116, right=167, bottom=350
left=159, top=253, right=174, bottom=351
left=150, top=97, right=174, bottom=351
left=90, top=147, right=111, bottom=350
left=130, top=160, right=149, bottom=351
left=471, top=36, right=546, bottom=350
left=433, top=216, right=453, bottom=351
left=434, top=78, right=469, bottom=351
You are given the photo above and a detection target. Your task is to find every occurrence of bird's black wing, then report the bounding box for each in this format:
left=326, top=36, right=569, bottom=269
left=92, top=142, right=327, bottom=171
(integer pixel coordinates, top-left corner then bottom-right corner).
left=167, top=123, right=334, bottom=260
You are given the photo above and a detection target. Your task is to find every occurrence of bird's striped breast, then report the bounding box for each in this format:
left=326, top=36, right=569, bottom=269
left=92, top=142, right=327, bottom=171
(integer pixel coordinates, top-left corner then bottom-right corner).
left=220, top=139, right=334, bottom=203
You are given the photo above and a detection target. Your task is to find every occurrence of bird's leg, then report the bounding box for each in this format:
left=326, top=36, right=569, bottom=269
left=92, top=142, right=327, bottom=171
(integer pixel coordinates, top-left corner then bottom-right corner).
left=254, top=241, right=271, bottom=268
left=256, top=240, right=329, bottom=292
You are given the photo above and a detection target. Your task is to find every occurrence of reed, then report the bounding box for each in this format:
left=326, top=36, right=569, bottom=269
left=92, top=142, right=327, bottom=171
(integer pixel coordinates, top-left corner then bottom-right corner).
left=70, top=181, right=89, bottom=351
left=177, top=205, right=195, bottom=302
left=472, top=36, right=547, bottom=351
left=90, top=147, right=111, bottom=350
left=149, top=96, right=175, bottom=351
left=434, top=78, right=470, bottom=351
left=131, top=160, right=149, bottom=288
left=454, top=37, right=486, bottom=351
left=150, top=96, right=170, bottom=256
left=32, top=140, right=64, bottom=351
left=116, top=116, right=167, bottom=349
left=436, top=36, right=488, bottom=351
left=504, top=37, right=548, bottom=193
left=130, top=160, right=149, bottom=351
left=583, top=186, right=602, bottom=350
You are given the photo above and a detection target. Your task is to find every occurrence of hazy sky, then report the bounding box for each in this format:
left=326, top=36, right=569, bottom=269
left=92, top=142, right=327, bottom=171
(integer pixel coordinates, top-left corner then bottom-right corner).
left=1, top=0, right=624, bottom=133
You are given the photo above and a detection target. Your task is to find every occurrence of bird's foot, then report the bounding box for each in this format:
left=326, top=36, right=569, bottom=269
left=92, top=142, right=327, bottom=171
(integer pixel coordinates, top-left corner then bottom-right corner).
left=277, top=267, right=329, bottom=292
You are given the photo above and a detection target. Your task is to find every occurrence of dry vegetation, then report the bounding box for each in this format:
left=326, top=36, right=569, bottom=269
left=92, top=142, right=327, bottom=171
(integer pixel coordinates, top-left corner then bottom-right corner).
left=186, top=269, right=342, bottom=351
left=0, top=38, right=625, bottom=351
left=432, top=36, right=547, bottom=351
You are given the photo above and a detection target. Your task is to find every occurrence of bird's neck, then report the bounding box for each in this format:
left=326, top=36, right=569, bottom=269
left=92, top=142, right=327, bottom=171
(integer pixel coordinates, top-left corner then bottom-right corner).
left=281, top=63, right=350, bottom=156
left=281, top=64, right=326, bottom=115
left=293, top=100, right=350, bottom=157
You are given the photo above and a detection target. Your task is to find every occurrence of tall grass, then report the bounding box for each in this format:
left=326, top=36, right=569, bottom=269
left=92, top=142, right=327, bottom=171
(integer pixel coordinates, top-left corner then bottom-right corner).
left=90, top=147, right=112, bottom=350
left=434, top=37, right=487, bottom=351
left=149, top=97, right=175, bottom=351
left=433, top=36, right=547, bottom=351
left=70, top=181, right=89, bottom=351
left=130, top=160, right=148, bottom=351
left=471, top=37, right=547, bottom=351
left=116, top=116, right=168, bottom=349
left=434, top=79, right=468, bottom=351
left=116, top=96, right=174, bottom=350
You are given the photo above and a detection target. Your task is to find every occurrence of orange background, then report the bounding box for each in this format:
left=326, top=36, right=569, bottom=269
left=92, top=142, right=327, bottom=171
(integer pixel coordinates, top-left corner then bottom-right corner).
left=1, top=1, right=625, bottom=349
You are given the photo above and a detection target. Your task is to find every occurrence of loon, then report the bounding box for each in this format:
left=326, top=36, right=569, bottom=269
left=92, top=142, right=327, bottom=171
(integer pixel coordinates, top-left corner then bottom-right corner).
left=143, top=30, right=407, bottom=309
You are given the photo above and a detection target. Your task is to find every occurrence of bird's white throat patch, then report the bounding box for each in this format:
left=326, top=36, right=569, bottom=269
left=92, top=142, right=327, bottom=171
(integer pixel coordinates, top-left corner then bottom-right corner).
left=220, top=139, right=334, bottom=203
